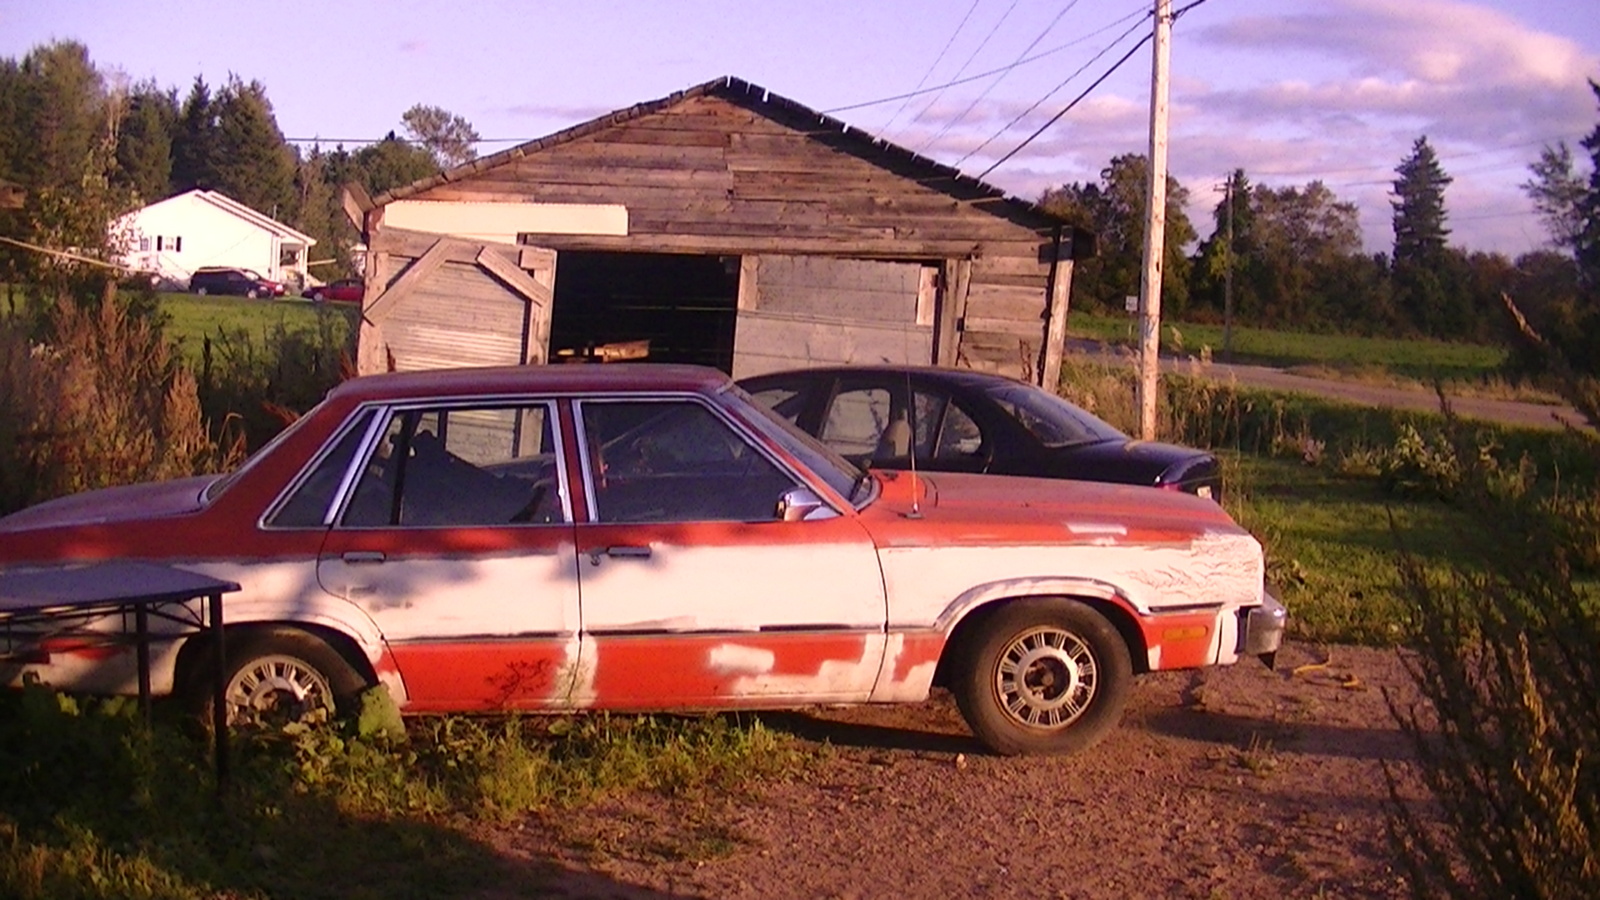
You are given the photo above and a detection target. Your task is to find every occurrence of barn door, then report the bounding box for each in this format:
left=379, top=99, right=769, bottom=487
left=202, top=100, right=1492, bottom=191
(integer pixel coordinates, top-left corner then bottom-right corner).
left=358, top=227, right=557, bottom=375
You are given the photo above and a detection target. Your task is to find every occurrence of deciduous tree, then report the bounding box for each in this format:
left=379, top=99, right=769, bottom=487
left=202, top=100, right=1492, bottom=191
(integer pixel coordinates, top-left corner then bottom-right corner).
left=401, top=104, right=480, bottom=169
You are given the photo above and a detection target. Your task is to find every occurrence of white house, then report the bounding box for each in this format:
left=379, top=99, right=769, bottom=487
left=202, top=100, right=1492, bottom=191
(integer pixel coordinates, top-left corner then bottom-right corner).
left=114, top=189, right=316, bottom=288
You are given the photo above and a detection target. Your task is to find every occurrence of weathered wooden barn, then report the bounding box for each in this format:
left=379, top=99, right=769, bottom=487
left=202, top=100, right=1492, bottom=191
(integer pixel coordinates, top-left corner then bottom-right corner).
left=345, top=76, right=1093, bottom=386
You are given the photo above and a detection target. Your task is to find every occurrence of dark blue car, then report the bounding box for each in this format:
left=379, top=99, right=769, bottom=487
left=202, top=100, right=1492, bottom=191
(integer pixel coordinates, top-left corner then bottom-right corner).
left=738, top=365, right=1222, bottom=501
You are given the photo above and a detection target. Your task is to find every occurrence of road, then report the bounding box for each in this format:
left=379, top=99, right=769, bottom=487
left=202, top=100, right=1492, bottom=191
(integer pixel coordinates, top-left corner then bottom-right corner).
left=1068, top=342, right=1590, bottom=432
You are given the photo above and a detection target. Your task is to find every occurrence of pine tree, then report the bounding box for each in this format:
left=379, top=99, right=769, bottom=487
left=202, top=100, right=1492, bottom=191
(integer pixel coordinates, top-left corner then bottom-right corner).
left=1392, top=136, right=1452, bottom=268
left=114, top=82, right=176, bottom=203
left=170, top=77, right=216, bottom=193
left=209, top=77, right=296, bottom=218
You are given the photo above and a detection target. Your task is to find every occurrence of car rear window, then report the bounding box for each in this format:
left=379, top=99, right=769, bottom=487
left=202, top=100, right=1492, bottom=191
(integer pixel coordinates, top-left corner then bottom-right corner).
left=980, top=382, right=1125, bottom=447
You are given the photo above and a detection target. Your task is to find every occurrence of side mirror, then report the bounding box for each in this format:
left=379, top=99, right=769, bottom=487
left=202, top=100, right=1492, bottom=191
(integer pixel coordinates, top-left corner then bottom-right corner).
left=776, top=487, right=833, bottom=522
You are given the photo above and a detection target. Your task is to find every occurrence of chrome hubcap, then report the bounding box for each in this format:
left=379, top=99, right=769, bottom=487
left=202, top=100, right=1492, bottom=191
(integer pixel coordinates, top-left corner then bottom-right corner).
left=995, top=626, right=1097, bottom=730
left=226, top=654, right=332, bottom=725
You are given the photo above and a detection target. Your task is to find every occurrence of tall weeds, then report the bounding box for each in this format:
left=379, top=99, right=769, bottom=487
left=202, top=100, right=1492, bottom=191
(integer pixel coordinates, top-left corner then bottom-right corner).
left=1385, top=301, right=1600, bottom=899
left=0, top=299, right=218, bottom=515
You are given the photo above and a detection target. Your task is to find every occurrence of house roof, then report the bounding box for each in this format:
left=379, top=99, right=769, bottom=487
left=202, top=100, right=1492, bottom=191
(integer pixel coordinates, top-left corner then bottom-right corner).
left=371, top=75, right=1070, bottom=228
left=129, top=189, right=316, bottom=246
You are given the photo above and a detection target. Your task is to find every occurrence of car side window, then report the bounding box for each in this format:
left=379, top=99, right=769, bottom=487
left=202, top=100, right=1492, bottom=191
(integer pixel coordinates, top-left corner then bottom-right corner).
left=926, top=394, right=985, bottom=461
left=747, top=386, right=806, bottom=424
left=266, top=411, right=375, bottom=528
left=580, top=400, right=796, bottom=524
left=342, top=403, right=564, bottom=528
left=821, top=387, right=896, bottom=462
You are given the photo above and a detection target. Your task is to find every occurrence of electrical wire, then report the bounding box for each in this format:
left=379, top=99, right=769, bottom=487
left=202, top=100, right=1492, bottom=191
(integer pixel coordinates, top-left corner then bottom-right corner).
left=909, top=0, right=1022, bottom=150
left=958, top=7, right=1149, bottom=167
left=922, top=0, right=1084, bottom=155
left=976, top=0, right=1210, bottom=179
left=878, top=0, right=982, bottom=136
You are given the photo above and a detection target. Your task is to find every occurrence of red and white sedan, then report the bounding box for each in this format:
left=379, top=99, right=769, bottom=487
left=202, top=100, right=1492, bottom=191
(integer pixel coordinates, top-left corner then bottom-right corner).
left=0, top=365, right=1284, bottom=754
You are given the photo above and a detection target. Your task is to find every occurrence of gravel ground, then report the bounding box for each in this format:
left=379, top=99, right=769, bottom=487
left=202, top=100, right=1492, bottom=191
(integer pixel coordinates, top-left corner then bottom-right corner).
left=479, top=640, right=1435, bottom=899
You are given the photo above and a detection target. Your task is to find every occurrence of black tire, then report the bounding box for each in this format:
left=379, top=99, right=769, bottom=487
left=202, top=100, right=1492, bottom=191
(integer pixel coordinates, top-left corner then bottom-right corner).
left=195, top=286, right=208, bottom=296
left=311, top=290, right=325, bottom=302
left=952, top=599, right=1133, bottom=756
left=245, top=288, right=259, bottom=299
left=210, top=628, right=367, bottom=727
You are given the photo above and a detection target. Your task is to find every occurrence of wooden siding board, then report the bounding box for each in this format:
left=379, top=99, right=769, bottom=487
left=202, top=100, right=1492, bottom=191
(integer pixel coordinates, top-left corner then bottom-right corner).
left=731, top=309, right=933, bottom=380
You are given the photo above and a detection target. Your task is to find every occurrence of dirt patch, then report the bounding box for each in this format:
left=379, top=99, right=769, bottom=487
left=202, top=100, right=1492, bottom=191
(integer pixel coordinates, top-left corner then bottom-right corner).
left=486, top=641, right=1436, bottom=899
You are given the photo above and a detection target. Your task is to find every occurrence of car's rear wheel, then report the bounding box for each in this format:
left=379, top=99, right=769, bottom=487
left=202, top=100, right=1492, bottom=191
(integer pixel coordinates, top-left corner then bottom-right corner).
left=953, top=599, right=1132, bottom=755
left=216, top=629, right=366, bottom=727
left=311, top=290, right=325, bottom=302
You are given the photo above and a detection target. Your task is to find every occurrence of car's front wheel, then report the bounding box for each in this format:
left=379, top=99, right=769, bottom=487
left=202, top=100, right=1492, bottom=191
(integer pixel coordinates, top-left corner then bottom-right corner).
left=195, top=286, right=208, bottom=296
left=217, top=628, right=367, bottom=727
left=953, top=599, right=1132, bottom=755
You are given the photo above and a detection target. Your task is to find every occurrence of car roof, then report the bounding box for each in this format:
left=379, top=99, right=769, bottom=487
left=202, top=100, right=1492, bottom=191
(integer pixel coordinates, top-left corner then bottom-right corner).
left=741, top=364, right=1033, bottom=391
left=327, top=363, right=734, bottom=404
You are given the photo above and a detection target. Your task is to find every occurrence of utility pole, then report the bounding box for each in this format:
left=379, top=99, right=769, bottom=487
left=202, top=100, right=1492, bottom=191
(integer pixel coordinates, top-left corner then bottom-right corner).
left=1222, top=175, right=1234, bottom=360
left=1136, top=0, right=1172, bottom=441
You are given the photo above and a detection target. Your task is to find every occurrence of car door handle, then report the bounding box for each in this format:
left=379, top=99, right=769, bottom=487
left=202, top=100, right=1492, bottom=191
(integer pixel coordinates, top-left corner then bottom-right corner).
left=342, top=551, right=386, bottom=564
left=586, top=545, right=652, bottom=565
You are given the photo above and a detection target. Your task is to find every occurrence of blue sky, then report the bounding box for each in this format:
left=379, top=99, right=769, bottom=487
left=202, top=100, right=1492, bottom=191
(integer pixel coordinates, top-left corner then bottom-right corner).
left=4, top=0, right=1597, bottom=255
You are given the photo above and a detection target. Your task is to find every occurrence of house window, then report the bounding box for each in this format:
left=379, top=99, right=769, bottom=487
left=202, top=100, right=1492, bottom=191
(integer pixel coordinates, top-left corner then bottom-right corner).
left=173, top=236, right=182, bottom=252
left=138, top=237, right=150, bottom=252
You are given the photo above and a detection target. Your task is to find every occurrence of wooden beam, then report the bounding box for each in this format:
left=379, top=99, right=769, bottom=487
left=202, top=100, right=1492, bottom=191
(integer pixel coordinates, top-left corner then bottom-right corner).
left=341, top=182, right=373, bottom=232
left=365, top=237, right=454, bottom=324
left=934, top=258, right=972, bottom=367
left=1040, top=255, right=1075, bottom=393
left=737, top=255, right=760, bottom=311
left=476, top=246, right=553, bottom=308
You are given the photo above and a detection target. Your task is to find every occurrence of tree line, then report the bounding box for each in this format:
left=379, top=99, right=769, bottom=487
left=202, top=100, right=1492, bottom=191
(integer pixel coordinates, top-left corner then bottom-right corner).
left=1042, top=83, right=1600, bottom=377
left=0, top=40, right=478, bottom=298
left=2, top=39, right=1597, bottom=379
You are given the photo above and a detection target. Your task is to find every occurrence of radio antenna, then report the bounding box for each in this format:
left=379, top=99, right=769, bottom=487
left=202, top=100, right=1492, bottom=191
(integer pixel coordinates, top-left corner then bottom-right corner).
left=903, top=355, right=923, bottom=519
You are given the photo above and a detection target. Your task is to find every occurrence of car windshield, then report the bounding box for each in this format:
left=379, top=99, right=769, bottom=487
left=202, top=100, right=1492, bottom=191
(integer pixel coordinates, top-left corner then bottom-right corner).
left=980, top=381, right=1126, bottom=447
left=721, top=383, right=875, bottom=508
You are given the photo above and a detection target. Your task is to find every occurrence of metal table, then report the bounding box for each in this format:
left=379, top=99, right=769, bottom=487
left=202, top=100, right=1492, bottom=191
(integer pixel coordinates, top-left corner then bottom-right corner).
left=0, top=561, right=240, bottom=788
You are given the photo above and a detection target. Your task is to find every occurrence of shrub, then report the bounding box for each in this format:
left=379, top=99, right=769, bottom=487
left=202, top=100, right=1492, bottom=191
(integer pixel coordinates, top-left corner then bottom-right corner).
left=195, top=310, right=354, bottom=451
left=0, top=299, right=219, bottom=515
left=1386, top=306, right=1600, bottom=899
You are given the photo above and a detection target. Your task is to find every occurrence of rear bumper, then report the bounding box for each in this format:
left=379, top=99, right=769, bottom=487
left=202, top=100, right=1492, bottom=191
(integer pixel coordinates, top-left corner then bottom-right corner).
left=1239, top=589, right=1288, bottom=667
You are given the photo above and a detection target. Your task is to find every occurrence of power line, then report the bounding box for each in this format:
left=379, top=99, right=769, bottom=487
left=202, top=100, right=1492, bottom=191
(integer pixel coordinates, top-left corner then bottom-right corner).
left=878, top=0, right=982, bottom=136
left=821, top=5, right=1150, bottom=115
left=909, top=0, right=1022, bottom=150
left=957, top=8, right=1150, bottom=167
left=917, top=0, right=1083, bottom=152
left=977, top=0, right=1211, bottom=179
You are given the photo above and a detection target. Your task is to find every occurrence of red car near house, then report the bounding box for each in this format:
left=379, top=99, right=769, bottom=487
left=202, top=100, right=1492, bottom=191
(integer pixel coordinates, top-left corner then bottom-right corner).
left=301, top=278, right=364, bottom=303
left=0, top=365, right=1283, bottom=755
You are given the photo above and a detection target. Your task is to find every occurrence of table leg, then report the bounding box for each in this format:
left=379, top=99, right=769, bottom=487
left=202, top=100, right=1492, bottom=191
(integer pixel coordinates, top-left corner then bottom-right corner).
left=134, top=603, right=151, bottom=721
left=209, top=591, right=229, bottom=792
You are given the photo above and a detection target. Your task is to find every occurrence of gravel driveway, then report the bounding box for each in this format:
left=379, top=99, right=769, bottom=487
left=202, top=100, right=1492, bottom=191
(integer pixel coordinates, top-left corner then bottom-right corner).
left=487, top=641, right=1431, bottom=899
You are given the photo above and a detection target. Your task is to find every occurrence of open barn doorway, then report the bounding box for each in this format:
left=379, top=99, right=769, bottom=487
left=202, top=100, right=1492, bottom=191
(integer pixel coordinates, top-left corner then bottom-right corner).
left=548, top=251, right=740, bottom=371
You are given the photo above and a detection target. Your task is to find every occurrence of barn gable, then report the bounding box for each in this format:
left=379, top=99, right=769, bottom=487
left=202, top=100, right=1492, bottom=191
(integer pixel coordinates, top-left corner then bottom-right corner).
left=354, top=76, right=1092, bottom=384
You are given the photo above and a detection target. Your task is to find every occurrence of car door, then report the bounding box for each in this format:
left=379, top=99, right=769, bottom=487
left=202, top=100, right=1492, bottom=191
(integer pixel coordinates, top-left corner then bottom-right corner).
left=568, top=395, right=888, bottom=709
left=315, top=399, right=581, bottom=712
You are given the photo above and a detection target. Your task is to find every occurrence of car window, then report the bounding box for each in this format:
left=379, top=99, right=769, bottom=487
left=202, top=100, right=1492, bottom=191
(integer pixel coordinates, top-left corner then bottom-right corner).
left=820, top=388, right=894, bottom=461
left=747, top=385, right=806, bottom=424
left=266, top=410, right=376, bottom=527
left=921, top=392, right=986, bottom=461
left=579, top=399, right=796, bottom=524
left=342, top=403, right=564, bottom=528
left=724, top=384, right=867, bottom=507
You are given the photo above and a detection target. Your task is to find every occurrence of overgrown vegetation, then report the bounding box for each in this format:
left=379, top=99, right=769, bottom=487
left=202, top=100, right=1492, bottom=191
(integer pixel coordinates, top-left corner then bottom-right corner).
left=0, top=684, right=809, bottom=899
left=1384, top=309, right=1600, bottom=899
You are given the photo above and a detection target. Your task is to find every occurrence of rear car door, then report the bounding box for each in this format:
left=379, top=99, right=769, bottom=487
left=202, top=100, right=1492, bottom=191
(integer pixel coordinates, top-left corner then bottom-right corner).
left=314, top=399, right=581, bottom=711
left=819, top=376, right=992, bottom=474
left=568, top=395, right=888, bottom=709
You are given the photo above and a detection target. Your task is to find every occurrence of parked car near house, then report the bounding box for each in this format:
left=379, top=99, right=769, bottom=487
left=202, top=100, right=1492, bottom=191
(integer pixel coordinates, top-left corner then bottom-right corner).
left=0, top=364, right=1282, bottom=755
left=739, top=365, right=1224, bottom=501
left=301, top=278, right=364, bottom=304
left=188, top=266, right=284, bottom=298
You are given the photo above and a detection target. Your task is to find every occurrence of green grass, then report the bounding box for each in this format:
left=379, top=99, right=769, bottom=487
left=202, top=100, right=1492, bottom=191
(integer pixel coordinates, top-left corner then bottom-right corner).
left=159, top=292, right=359, bottom=365
left=1226, top=453, right=1480, bottom=644
left=1070, top=311, right=1507, bottom=383
left=0, top=690, right=811, bottom=900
